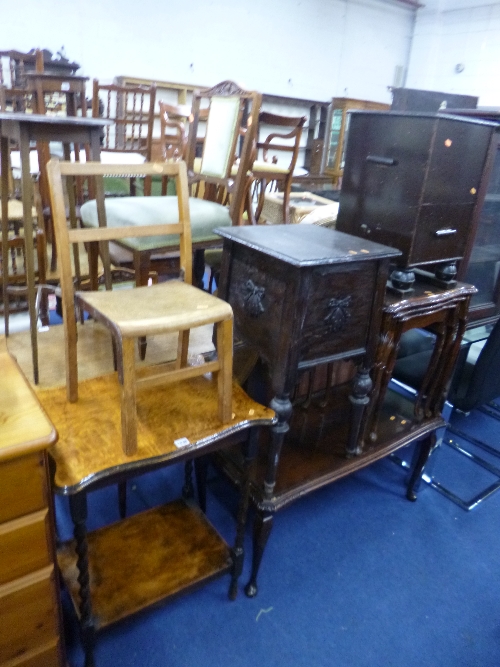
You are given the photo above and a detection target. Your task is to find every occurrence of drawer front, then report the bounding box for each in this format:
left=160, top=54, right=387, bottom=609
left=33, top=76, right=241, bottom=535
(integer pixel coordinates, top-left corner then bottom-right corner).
left=410, top=203, right=474, bottom=266
left=0, top=573, right=58, bottom=664
left=299, top=262, right=377, bottom=362
left=0, top=453, right=47, bottom=524
left=0, top=511, right=51, bottom=585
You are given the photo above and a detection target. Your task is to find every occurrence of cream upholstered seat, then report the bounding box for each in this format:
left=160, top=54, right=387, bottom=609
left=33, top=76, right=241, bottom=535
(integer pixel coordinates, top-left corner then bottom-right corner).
left=46, top=158, right=234, bottom=457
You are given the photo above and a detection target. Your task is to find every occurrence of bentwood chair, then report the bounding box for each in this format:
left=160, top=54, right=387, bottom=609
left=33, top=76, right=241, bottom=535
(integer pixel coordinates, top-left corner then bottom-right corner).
left=251, top=112, right=306, bottom=224
left=46, top=158, right=234, bottom=456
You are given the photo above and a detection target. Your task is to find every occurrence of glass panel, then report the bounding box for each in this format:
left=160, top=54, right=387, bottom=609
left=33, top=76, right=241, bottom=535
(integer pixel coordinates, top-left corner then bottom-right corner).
left=327, top=109, right=343, bottom=168
left=201, top=96, right=240, bottom=178
left=464, top=144, right=500, bottom=308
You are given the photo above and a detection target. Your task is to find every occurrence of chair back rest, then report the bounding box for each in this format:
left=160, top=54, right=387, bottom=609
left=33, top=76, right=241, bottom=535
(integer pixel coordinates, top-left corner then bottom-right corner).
left=256, top=112, right=306, bottom=172
left=461, top=318, right=500, bottom=410
left=185, top=81, right=262, bottom=224
left=157, top=101, right=191, bottom=160
left=46, top=160, right=193, bottom=327
left=92, top=80, right=157, bottom=160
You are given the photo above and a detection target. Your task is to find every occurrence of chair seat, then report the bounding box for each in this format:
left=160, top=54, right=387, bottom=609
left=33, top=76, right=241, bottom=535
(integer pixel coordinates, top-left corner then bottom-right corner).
left=2, top=200, right=37, bottom=222
left=80, top=196, right=232, bottom=252
left=252, top=160, right=291, bottom=175
left=78, top=280, right=232, bottom=338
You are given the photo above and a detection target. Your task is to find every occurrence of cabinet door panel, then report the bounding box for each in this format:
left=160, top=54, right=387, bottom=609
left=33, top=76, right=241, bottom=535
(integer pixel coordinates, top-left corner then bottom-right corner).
left=300, top=262, right=376, bottom=362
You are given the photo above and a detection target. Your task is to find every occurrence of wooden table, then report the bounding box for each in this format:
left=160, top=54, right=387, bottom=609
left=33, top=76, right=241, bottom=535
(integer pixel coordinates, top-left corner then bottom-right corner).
left=37, top=374, right=275, bottom=667
left=0, top=336, right=64, bottom=666
left=215, top=224, right=475, bottom=596
left=0, top=113, right=110, bottom=384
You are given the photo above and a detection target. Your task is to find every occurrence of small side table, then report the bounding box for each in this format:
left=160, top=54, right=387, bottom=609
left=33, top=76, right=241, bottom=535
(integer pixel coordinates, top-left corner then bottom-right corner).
left=0, top=113, right=111, bottom=384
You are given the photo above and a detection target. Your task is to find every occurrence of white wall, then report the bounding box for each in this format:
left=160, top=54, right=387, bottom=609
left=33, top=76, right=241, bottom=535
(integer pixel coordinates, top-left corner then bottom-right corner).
left=406, top=0, right=500, bottom=106
left=2, top=0, right=415, bottom=104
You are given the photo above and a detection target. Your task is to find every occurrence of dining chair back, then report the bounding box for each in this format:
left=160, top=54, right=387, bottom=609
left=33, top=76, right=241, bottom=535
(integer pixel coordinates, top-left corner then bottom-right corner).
left=251, top=111, right=306, bottom=224
left=186, top=81, right=262, bottom=225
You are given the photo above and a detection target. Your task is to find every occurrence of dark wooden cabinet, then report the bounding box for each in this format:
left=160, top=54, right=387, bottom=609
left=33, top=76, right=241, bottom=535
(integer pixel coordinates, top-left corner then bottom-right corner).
left=450, top=110, right=500, bottom=326
left=336, top=111, right=498, bottom=288
left=390, top=87, right=478, bottom=112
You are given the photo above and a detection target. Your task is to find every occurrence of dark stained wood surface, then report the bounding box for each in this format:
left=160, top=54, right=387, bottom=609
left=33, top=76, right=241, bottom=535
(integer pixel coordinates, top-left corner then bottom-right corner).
left=216, top=225, right=400, bottom=266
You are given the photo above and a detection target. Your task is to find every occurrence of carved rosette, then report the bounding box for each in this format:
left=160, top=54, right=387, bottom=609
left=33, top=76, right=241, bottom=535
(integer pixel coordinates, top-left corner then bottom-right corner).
left=241, top=279, right=266, bottom=317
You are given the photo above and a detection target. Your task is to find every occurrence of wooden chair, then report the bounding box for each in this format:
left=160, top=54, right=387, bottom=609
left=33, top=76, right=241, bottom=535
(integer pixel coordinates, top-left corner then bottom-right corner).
left=81, top=82, right=261, bottom=293
left=46, top=158, right=234, bottom=456
left=92, top=79, right=156, bottom=196
left=251, top=112, right=306, bottom=224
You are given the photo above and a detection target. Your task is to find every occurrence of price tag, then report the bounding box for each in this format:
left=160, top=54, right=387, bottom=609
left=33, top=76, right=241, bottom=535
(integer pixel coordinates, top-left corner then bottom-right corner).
left=174, top=437, right=190, bottom=448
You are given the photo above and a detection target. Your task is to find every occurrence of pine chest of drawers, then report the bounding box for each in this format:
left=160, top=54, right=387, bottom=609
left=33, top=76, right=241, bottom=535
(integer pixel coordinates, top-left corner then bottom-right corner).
left=0, top=338, right=64, bottom=667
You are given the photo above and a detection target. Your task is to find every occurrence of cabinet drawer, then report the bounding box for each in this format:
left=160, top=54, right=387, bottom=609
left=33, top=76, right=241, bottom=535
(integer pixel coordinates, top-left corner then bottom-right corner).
left=0, top=453, right=47, bottom=524
left=0, top=570, right=58, bottom=664
left=0, top=510, right=51, bottom=585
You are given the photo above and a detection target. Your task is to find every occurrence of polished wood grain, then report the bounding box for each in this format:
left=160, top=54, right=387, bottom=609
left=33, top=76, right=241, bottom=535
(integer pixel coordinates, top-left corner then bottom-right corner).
left=58, top=500, right=231, bottom=629
left=0, top=453, right=47, bottom=523
left=0, top=509, right=50, bottom=585
left=39, top=374, right=274, bottom=494
left=0, top=570, right=58, bottom=664
left=0, top=337, right=56, bottom=461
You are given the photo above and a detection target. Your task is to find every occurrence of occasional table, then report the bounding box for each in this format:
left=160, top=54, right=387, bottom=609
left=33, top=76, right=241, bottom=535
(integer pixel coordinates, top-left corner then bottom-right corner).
left=38, top=374, right=275, bottom=667
left=0, top=113, right=111, bottom=384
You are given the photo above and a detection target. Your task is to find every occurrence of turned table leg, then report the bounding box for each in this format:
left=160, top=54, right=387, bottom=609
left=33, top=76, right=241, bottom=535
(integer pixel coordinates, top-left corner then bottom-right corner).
left=229, top=428, right=259, bottom=600
left=245, top=393, right=291, bottom=597
left=69, top=492, right=96, bottom=667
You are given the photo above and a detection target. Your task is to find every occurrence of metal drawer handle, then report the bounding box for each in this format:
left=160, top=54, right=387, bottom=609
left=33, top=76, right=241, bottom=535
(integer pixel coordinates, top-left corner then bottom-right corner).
left=365, top=155, right=398, bottom=166
left=435, top=228, right=457, bottom=236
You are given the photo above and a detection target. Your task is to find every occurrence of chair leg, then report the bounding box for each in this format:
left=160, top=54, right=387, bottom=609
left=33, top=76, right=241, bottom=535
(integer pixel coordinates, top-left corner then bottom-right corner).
left=217, top=318, right=233, bottom=423
left=119, top=337, right=138, bottom=456
left=176, top=330, right=190, bottom=369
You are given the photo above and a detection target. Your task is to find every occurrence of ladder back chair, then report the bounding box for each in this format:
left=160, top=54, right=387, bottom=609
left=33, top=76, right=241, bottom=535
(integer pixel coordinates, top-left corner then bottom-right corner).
left=92, top=79, right=156, bottom=195
left=46, top=158, right=234, bottom=456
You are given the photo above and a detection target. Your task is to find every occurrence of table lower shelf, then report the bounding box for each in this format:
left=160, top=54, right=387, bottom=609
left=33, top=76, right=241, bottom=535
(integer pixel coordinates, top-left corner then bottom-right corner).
left=57, top=499, right=232, bottom=629
left=216, top=388, right=444, bottom=512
